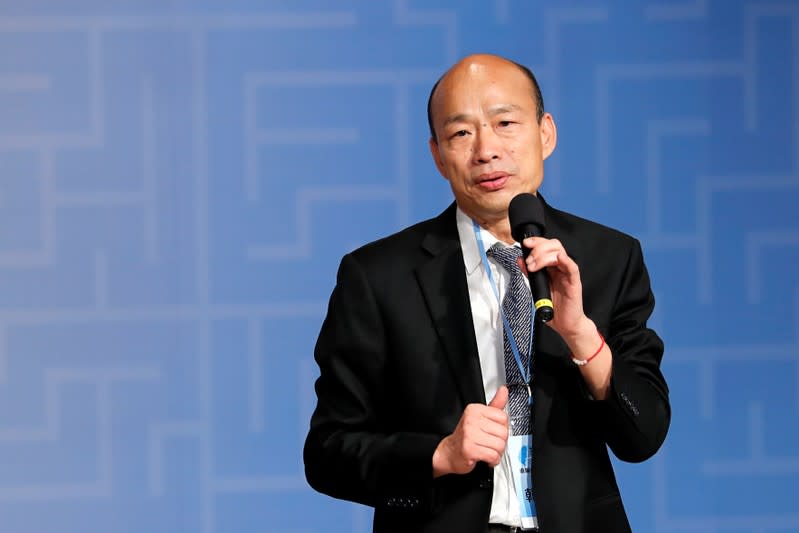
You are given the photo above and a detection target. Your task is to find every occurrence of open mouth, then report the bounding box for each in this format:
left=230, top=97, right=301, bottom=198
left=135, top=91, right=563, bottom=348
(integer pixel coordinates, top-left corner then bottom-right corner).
left=477, top=173, right=510, bottom=190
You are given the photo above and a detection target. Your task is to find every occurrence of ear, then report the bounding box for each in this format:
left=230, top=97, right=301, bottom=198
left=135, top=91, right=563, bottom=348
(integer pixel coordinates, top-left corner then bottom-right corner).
left=429, top=137, right=447, bottom=178
left=539, top=113, right=557, bottom=160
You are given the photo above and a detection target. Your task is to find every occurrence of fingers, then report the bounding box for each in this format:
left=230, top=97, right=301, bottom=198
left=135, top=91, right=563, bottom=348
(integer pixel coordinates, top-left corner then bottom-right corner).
left=457, top=417, right=508, bottom=467
left=553, top=250, right=579, bottom=275
left=436, top=386, right=517, bottom=475
left=468, top=404, right=509, bottom=444
left=444, top=400, right=509, bottom=472
left=521, top=237, right=577, bottom=275
left=472, top=443, right=505, bottom=467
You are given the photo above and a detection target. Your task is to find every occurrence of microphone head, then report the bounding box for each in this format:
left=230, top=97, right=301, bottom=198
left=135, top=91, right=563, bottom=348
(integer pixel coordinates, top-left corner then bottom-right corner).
left=509, top=193, right=545, bottom=242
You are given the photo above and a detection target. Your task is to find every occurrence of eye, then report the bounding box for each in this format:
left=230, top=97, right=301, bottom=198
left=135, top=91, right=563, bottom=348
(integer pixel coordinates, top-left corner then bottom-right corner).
left=498, top=120, right=515, bottom=127
left=450, top=130, right=469, bottom=139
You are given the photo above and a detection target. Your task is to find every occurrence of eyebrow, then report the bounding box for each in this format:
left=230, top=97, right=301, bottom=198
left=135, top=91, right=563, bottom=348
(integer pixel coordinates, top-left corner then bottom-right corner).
left=441, top=104, right=524, bottom=128
left=489, top=104, right=523, bottom=116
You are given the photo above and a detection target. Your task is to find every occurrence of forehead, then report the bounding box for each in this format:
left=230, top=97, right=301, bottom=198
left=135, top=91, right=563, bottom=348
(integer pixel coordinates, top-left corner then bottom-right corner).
left=431, top=61, right=536, bottom=122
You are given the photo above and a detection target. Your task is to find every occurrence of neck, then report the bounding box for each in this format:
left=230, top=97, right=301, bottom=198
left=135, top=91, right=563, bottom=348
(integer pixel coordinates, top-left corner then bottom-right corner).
left=476, top=216, right=514, bottom=244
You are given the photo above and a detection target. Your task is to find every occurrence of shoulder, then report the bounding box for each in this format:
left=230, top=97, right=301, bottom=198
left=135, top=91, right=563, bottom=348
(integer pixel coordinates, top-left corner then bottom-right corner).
left=345, top=204, right=458, bottom=269
left=328, top=205, right=459, bottom=303
left=543, top=201, right=640, bottom=258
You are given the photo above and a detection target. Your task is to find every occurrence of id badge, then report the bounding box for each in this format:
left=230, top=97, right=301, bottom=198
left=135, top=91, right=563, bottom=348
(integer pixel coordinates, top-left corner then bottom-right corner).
left=506, top=434, right=539, bottom=530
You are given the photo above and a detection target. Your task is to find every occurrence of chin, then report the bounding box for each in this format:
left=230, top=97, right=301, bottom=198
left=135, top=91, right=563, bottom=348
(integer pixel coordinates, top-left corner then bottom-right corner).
left=493, top=189, right=518, bottom=206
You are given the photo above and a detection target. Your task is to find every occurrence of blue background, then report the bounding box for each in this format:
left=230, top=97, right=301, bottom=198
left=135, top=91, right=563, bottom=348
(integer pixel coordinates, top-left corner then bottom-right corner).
left=0, top=0, right=797, bottom=531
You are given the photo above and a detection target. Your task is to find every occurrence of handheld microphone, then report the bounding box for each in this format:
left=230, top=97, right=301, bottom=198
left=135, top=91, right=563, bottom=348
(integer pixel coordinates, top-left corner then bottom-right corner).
left=508, top=193, right=554, bottom=322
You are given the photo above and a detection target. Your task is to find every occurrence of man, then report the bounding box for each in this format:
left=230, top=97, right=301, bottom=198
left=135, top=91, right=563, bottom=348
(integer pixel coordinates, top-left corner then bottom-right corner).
left=304, top=54, right=670, bottom=533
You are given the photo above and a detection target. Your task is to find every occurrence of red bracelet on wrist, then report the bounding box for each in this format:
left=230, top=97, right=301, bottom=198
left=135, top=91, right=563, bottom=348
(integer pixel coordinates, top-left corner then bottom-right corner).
left=571, top=329, right=605, bottom=366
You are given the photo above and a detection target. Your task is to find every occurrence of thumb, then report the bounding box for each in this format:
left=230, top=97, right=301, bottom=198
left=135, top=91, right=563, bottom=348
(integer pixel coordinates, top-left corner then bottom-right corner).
left=516, top=256, right=529, bottom=275
left=488, top=385, right=508, bottom=410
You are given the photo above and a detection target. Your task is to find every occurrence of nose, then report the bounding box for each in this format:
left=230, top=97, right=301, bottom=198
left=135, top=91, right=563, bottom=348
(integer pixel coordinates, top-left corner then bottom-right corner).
left=472, top=126, right=501, bottom=164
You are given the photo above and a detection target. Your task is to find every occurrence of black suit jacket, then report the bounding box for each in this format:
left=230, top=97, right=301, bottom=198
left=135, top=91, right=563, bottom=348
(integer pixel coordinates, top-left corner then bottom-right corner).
left=304, top=199, right=670, bottom=533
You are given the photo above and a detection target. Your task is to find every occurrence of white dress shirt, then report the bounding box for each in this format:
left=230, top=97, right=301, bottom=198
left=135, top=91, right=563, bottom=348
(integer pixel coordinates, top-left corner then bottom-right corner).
left=455, top=207, right=531, bottom=527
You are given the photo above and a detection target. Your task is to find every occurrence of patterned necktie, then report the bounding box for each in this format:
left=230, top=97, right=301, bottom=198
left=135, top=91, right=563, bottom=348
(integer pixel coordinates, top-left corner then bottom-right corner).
left=486, top=243, right=533, bottom=436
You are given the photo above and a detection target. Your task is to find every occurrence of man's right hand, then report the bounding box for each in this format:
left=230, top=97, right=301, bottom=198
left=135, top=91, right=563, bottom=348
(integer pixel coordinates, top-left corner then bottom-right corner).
left=432, top=385, right=509, bottom=477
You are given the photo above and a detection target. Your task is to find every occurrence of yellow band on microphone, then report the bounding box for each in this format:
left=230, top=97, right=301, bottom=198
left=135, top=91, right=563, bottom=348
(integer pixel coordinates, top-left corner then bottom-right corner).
left=534, top=298, right=553, bottom=310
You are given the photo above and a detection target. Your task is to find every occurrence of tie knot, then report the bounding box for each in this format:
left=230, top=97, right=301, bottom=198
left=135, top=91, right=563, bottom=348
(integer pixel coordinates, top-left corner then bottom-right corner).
left=487, top=243, right=523, bottom=274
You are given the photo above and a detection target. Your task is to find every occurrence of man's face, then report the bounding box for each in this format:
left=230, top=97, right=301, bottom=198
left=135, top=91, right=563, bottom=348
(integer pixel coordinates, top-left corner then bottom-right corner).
left=429, top=57, right=556, bottom=225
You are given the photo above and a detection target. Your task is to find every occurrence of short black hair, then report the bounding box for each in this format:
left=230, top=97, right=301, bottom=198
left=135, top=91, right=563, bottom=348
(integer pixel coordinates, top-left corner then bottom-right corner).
left=426, top=59, right=545, bottom=142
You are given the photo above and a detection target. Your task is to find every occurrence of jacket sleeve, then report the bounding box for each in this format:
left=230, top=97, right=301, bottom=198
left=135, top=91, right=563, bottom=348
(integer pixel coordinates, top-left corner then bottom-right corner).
left=303, top=252, right=444, bottom=513
left=594, top=239, right=671, bottom=463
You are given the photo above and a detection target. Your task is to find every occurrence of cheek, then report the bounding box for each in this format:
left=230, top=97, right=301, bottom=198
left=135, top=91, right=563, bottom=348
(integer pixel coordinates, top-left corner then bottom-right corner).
left=510, top=143, right=532, bottom=161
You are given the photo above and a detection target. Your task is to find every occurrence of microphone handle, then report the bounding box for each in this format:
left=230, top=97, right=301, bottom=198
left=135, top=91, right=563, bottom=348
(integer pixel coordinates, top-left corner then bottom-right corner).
left=519, top=226, right=554, bottom=323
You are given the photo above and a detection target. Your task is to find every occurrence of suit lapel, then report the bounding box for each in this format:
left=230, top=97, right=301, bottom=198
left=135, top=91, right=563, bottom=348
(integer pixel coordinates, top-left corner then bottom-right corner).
left=539, top=193, right=582, bottom=268
left=415, top=205, right=486, bottom=406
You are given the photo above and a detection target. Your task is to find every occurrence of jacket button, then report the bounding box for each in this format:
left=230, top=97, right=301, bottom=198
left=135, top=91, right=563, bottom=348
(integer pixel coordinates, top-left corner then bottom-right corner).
left=620, top=392, right=639, bottom=416
left=479, top=478, right=493, bottom=489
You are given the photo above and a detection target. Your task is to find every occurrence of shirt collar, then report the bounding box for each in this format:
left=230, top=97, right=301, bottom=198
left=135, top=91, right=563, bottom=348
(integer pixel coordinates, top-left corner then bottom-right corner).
left=456, top=206, right=511, bottom=274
